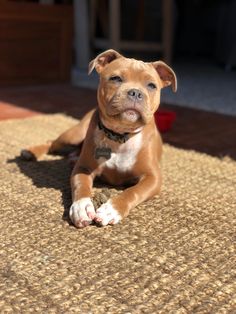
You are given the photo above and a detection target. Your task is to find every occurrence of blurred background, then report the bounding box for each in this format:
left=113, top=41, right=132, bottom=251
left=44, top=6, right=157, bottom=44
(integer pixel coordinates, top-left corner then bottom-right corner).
left=0, top=0, right=236, bottom=157
left=73, top=0, right=236, bottom=116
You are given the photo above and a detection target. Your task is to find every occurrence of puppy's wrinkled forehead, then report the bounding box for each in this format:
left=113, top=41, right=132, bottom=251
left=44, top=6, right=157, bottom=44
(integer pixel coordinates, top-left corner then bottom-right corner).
left=89, top=49, right=177, bottom=92
left=102, top=58, right=159, bottom=82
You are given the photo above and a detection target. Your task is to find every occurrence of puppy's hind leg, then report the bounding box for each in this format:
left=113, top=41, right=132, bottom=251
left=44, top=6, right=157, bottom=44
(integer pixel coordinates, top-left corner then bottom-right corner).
left=21, top=141, right=53, bottom=161
left=21, top=109, right=96, bottom=161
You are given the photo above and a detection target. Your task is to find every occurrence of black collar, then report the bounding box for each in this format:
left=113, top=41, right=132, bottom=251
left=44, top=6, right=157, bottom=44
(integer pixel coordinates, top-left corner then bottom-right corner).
left=98, top=118, right=130, bottom=143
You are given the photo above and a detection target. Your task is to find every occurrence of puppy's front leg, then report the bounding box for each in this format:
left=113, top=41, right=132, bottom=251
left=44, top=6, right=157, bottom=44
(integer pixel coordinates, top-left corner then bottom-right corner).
left=95, top=172, right=161, bottom=226
left=69, top=171, right=96, bottom=228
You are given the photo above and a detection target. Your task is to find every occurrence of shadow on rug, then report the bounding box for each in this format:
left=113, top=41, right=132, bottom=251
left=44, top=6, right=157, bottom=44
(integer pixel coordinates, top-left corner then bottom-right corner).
left=0, top=114, right=235, bottom=313
left=8, top=156, right=72, bottom=222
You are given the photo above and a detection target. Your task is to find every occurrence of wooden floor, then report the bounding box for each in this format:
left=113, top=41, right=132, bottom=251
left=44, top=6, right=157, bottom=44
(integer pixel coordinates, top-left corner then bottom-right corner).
left=0, top=84, right=235, bottom=159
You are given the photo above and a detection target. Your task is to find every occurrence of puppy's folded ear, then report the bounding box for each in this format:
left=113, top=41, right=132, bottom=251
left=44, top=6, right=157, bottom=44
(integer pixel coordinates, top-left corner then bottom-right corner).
left=88, top=49, right=122, bottom=74
left=152, top=61, right=177, bottom=92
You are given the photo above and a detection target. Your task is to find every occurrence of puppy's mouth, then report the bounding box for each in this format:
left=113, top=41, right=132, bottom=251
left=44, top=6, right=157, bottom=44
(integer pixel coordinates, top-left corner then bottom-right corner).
left=121, top=108, right=141, bottom=122
left=107, top=100, right=146, bottom=122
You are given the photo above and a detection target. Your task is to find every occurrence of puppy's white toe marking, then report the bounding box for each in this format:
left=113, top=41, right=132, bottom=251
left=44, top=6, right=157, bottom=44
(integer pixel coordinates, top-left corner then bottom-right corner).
left=95, top=200, right=121, bottom=226
left=69, top=198, right=95, bottom=228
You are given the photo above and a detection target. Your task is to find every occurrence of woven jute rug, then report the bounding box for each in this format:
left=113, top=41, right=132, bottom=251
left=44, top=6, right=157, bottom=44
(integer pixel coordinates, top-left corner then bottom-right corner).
left=0, top=114, right=236, bottom=313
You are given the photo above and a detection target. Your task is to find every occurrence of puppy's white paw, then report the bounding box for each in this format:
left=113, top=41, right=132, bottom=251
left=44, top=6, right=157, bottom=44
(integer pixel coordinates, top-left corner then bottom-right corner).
left=69, top=198, right=95, bottom=228
left=95, top=200, right=121, bottom=226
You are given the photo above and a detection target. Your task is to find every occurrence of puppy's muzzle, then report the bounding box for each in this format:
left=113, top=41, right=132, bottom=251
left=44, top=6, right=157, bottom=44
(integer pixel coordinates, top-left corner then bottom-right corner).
left=127, top=89, right=143, bottom=102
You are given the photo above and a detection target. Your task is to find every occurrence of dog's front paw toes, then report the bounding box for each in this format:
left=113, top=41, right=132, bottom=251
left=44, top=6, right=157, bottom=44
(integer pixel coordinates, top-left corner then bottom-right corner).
left=69, top=198, right=95, bottom=228
left=95, top=201, right=122, bottom=226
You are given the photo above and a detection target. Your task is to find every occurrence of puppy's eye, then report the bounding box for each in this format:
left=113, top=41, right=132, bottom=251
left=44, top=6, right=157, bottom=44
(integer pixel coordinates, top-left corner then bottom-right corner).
left=109, top=76, right=122, bottom=83
left=147, top=83, right=157, bottom=90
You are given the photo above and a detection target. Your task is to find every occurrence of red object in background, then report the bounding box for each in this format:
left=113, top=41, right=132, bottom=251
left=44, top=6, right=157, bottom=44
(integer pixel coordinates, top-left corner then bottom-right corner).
left=154, top=110, right=177, bottom=132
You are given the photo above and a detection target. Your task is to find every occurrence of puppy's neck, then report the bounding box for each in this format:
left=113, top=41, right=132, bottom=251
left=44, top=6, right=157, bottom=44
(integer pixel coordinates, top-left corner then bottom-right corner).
left=98, top=113, right=143, bottom=143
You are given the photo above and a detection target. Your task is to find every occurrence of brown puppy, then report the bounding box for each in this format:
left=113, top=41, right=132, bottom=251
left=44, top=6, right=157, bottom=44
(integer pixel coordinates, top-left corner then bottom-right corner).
left=22, top=49, right=177, bottom=227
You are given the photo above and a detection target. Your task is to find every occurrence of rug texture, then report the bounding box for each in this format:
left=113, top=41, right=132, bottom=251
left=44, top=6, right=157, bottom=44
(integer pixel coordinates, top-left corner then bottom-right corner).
left=0, top=114, right=236, bottom=313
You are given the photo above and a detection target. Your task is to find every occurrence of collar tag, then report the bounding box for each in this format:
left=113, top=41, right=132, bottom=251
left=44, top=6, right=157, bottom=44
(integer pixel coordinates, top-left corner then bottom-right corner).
left=95, top=147, right=112, bottom=159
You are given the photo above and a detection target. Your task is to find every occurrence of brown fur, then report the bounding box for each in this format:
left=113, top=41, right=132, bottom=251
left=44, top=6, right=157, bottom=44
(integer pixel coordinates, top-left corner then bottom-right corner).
left=21, top=49, right=177, bottom=227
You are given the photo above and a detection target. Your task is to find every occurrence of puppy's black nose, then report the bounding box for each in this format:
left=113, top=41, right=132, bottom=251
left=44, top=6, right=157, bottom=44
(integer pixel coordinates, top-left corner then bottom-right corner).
left=127, top=89, right=143, bottom=101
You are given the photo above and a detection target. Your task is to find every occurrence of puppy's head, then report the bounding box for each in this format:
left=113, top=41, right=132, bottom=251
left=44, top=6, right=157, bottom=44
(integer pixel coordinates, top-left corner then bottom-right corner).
left=89, top=49, right=177, bottom=132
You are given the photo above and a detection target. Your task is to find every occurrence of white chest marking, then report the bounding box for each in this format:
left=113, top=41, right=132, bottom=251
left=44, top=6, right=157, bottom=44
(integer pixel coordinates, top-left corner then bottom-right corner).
left=104, top=132, right=143, bottom=172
